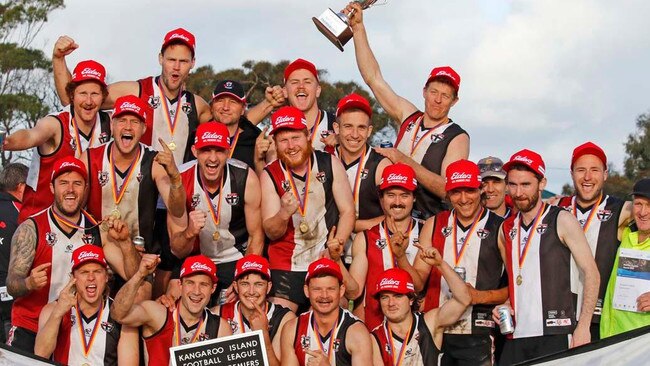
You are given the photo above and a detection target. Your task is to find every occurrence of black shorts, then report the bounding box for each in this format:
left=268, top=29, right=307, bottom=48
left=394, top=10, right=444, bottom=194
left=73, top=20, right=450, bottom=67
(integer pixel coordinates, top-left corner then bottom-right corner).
left=441, top=333, right=493, bottom=366
left=6, top=325, right=36, bottom=353
left=154, top=208, right=183, bottom=272
left=208, top=260, right=237, bottom=307
left=499, top=334, right=569, bottom=365
left=269, top=270, right=309, bottom=310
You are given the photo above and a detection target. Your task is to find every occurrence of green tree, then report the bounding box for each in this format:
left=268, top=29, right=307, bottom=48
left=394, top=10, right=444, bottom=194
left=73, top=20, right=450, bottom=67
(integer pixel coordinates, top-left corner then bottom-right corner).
left=186, top=59, right=395, bottom=138
left=624, top=112, right=650, bottom=181
left=0, top=0, right=65, bottom=166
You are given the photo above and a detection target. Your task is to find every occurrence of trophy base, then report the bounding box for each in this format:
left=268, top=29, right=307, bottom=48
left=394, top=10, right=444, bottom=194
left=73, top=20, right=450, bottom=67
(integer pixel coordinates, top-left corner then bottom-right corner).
left=312, top=8, right=353, bottom=52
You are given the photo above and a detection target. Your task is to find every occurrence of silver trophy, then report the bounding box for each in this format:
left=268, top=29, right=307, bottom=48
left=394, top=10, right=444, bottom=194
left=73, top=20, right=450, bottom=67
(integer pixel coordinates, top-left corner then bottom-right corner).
left=312, top=0, right=383, bottom=52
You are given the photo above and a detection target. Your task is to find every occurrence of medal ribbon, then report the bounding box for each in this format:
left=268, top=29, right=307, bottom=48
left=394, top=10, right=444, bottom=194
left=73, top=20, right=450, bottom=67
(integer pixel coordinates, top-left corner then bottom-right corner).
left=75, top=299, right=105, bottom=358
left=351, top=145, right=368, bottom=205
left=173, top=306, right=205, bottom=346
left=157, top=78, right=183, bottom=140
left=383, top=316, right=414, bottom=366
left=452, top=208, right=485, bottom=267
left=70, top=116, right=96, bottom=158
left=228, top=129, right=241, bottom=158
left=109, top=143, right=142, bottom=207
left=51, top=208, right=101, bottom=230
left=311, top=311, right=339, bottom=363
left=572, top=194, right=603, bottom=233
left=308, top=110, right=323, bottom=145
left=198, top=165, right=224, bottom=228
left=285, top=157, right=312, bottom=218
left=408, top=115, right=444, bottom=157
left=517, top=203, right=547, bottom=271
left=382, top=219, right=414, bottom=267
left=237, top=301, right=268, bottom=333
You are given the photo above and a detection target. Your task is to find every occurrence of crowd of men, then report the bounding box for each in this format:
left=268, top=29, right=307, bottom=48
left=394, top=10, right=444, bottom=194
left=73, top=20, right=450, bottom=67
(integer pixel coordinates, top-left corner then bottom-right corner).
left=0, top=3, right=649, bottom=366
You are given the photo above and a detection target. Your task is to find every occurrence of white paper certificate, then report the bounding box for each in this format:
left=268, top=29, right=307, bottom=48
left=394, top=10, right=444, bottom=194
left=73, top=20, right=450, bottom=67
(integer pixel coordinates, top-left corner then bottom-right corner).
left=612, top=248, right=650, bottom=312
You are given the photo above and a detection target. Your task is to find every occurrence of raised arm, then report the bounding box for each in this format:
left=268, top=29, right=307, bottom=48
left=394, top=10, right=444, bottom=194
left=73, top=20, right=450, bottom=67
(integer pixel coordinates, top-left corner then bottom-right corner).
left=427, top=250, right=472, bottom=328
left=558, top=210, right=599, bottom=347
left=347, top=232, right=369, bottom=300
left=246, top=86, right=286, bottom=125
left=3, top=115, right=60, bottom=152
left=243, top=168, right=264, bottom=255
left=52, top=36, right=78, bottom=106
left=346, top=2, right=418, bottom=124
left=34, top=277, right=77, bottom=358
left=152, top=138, right=186, bottom=218
left=7, top=220, right=47, bottom=297
left=399, top=217, right=436, bottom=291
left=101, top=218, right=142, bottom=279
left=195, top=95, right=213, bottom=123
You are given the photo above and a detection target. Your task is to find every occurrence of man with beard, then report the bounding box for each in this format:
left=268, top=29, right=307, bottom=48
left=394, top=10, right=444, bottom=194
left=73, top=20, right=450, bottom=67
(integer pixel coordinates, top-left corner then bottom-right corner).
left=280, top=258, right=372, bottom=366
left=82, top=95, right=186, bottom=258
left=111, top=254, right=231, bottom=365
left=34, top=245, right=139, bottom=365
left=555, top=142, right=632, bottom=340
left=170, top=122, right=263, bottom=303
left=401, top=159, right=507, bottom=365
left=214, top=254, right=295, bottom=366
left=4, top=59, right=111, bottom=222
left=6, top=157, right=135, bottom=353
left=478, top=156, right=512, bottom=218
left=344, top=3, right=469, bottom=220
left=492, top=149, right=599, bottom=364
left=261, top=106, right=355, bottom=312
left=372, top=266, right=470, bottom=366
left=339, top=163, right=422, bottom=330
left=601, top=178, right=650, bottom=337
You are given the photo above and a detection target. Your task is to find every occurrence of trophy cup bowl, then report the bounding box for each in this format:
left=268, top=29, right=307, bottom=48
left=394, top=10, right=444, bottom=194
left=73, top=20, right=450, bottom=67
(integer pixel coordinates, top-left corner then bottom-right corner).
left=312, top=0, right=380, bottom=52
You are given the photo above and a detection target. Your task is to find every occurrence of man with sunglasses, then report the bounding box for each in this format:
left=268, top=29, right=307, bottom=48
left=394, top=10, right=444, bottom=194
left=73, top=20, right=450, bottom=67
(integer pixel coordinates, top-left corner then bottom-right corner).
left=478, top=157, right=512, bottom=218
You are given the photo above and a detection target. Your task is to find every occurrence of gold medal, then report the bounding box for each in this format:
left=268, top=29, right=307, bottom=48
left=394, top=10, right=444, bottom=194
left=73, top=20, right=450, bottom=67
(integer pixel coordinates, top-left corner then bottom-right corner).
left=516, top=274, right=523, bottom=286
left=110, top=207, right=121, bottom=220
left=299, top=221, right=309, bottom=234
left=212, top=231, right=220, bottom=241
left=168, top=140, right=177, bottom=151
left=100, top=221, right=109, bottom=232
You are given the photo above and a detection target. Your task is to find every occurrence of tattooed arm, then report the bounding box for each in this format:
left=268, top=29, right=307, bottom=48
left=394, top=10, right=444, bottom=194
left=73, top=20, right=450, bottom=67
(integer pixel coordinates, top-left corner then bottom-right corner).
left=7, top=220, right=45, bottom=297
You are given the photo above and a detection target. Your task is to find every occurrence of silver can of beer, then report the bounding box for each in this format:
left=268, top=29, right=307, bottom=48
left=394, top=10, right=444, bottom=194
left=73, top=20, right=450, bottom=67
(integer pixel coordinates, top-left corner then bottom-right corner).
left=132, top=235, right=145, bottom=248
left=497, top=305, right=515, bottom=335
left=453, top=266, right=466, bottom=281
left=380, top=140, right=393, bottom=148
left=218, top=289, right=228, bottom=305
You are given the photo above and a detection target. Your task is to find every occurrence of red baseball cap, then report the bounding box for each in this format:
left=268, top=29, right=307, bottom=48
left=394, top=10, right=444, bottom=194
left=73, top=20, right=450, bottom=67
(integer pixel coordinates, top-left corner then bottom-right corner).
left=571, top=142, right=607, bottom=170
left=445, top=159, right=481, bottom=191
left=305, top=258, right=343, bottom=283
left=194, top=122, right=230, bottom=150
left=379, top=163, right=417, bottom=191
left=336, top=93, right=372, bottom=118
left=71, top=60, right=107, bottom=87
left=425, top=66, right=461, bottom=92
left=270, top=106, right=307, bottom=135
left=373, top=268, right=415, bottom=297
left=162, top=27, right=195, bottom=53
left=180, top=255, right=217, bottom=283
left=234, top=254, right=271, bottom=280
left=284, top=58, right=319, bottom=83
left=112, top=95, right=148, bottom=121
left=503, top=149, right=546, bottom=177
left=72, top=245, right=107, bottom=271
left=51, top=156, right=88, bottom=183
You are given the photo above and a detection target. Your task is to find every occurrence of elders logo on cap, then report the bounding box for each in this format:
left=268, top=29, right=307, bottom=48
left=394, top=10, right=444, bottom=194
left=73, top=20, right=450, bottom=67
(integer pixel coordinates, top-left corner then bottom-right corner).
left=80, top=67, right=103, bottom=80
left=450, top=172, right=473, bottom=182
left=379, top=278, right=400, bottom=289
left=241, top=261, right=263, bottom=271
left=77, top=250, right=100, bottom=262
left=60, top=161, right=82, bottom=170
left=201, top=131, right=226, bottom=143
left=168, top=32, right=190, bottom=43
left=119, top=101, right=141, bottom=113
left=386, top=173, right=408, bottom=185
left=190, top=262, right=212, bottom=273
left=513, top=155, right=533, bottom=165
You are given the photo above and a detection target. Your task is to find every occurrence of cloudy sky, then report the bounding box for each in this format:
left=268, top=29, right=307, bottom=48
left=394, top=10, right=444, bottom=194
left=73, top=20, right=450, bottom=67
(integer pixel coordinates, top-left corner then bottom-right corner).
left=33, top=0, right=650, bottom=192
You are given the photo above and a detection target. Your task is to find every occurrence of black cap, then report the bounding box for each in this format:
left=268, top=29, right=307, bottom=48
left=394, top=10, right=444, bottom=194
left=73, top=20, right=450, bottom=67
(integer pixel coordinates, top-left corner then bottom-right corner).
left=632, top=178, right=650, bottom=199
left=211, top=80, right=246, bottom=103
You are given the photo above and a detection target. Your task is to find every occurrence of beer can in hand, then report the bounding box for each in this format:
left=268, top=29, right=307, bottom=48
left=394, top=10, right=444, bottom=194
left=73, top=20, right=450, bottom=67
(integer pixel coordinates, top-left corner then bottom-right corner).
left=497, top=305, right=515, bottom=334
left=453, top=266, right=466, bottom=281
left=380, top=141, right=393, bottom=148
left=132, top=235, right=145, bottom=248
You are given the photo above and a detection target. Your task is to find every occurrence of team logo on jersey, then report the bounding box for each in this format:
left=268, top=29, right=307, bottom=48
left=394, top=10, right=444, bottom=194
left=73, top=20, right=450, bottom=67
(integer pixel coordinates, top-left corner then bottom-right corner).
left=99, top=132, right=110, bottom=144
left=477, top=229, right=490, bottom=239
left=82, top=234, right=95, bottom=245
left=405, top=121, right=415, bottom=132
left=228, top=319, right=238, bottom=334
left=198, top=333, right=210, bottom=341
left=182, top=102, right=192, bottom=114
left=333, top=339, right=341, bottom=353
left=360, top=169, right=369, bottom=180
left=65, top=244, right=74, bottom=253
left=316, top=171, right=327, bottom=183
left=412, top=237, right=419, bottom=246
left=579, top=219, right=586, bottom=227
left=98, top=171, right=109, bottom=187
left=431, top=133, right=444, bottom=143
left=191, top=194, right=201, bottom=208
left=385, top=343, right=392, bottom=355
left=442, top=226, right=452, bottom=237
left=375, top=239, right=387, bottom=250
left=300, top=335, right=310, bottom=350
left=509, top=227, right=517, bottom=240
left=69, top=138, right=77, bottom=152
left=320, top=130, right=331, bottom=139
left=85, top=328, right=92, bottom=336
left=70, top=314, right=76, bottom=326
left=136, top=172, right=144, bottom=182
left=148, top=95, right=160, bottom=109
left=101, top=321, right=114, bottom=333
left=226, top=193, right=240, bottom=205
left=281, top=180, right=291, bottom=193
left=45, top=232, right=57, bottom=247
left=536, top=224, right=548, bottom=235
left=597, top=209, right=613, bottom=222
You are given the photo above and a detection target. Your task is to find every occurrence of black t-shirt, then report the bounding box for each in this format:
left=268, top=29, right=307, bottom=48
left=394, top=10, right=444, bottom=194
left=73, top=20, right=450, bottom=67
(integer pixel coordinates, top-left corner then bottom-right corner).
left=231, top=116, right=261, bottom=169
